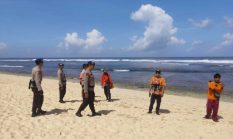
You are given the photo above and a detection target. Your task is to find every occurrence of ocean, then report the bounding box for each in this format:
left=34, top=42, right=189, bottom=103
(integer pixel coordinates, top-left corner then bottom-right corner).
left=0, top=57, right=233, bottom=94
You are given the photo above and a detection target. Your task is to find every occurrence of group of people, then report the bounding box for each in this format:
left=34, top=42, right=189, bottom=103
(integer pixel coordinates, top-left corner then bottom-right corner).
left=29, top=59, right=114, bottom=117
left=29, top=58, right=224, bottom=122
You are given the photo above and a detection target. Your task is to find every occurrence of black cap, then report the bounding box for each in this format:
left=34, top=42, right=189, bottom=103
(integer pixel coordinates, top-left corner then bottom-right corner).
left=35, top=58, right=43, bottom=65
left=58, top=63, right=64, bottom=67
left=155, top=69, right=161, bottom=74
left=87, top=61, right=95, bottom=66
left=83, top=64, right=88, bottom=68
left=214, top=73, right=221, bottom=78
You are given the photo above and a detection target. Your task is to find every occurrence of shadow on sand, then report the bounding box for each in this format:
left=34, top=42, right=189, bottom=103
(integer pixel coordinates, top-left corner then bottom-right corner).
left=65, top=100, right=82, bottom=103
left=95, top=98, right=120, bottom=103
left=217, top=115, right=224, bottom=119
left=98, top=110, right=116, bottom=115
left=45, top=108, right=74, bottom=115
left=159, top=109, right=171, bottom=114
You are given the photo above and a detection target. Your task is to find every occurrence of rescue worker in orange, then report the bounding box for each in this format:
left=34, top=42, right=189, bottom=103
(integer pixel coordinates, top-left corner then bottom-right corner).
left=148, top=69, right=166, bottom=115
left=101, top=69, right=113, bottom=101
left=204, top=73, right=224, bottom=122
left=79, top=64, right=88, bottom=99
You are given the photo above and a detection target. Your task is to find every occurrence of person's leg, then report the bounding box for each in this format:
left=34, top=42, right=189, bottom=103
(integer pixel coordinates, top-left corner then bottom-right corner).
left=88, top=91, right=96, bottom=114
left=59, top=86, right=62, bottom=101
left=37, top=91, right=45, bottom=114
left=32, top=92, right=38, bottom=116
left=212, top=100, right=219, bottom=122
left=88, top=91, right=101, bottom=116
left=205, top=100, right=213, bottom=118
left=104, top=86, right=108, bottom=100
left=81, top=85, right=84, bottom=100
left=108, top=88, right=111, bottom=101
left=76, top=98, right=89, bottom=117
left=149, top=94, right=156, bottom=113
left=156, top=95, right=161, bottom=114
left=62, top=85, right=66, bottom=101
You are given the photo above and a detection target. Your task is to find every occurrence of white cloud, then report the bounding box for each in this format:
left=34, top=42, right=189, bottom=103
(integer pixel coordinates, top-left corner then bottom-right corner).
left=0, top=42, right=7, bottom=50
left=224, top=16, right=233, bottom=29
left=60, top=29, right=106, bottom=50
left=188, top=18, right=211, bottom=28
left=221, top=33, right=233, bottom=46
left=191, top=40, right=203, bottom=46
left=130, top=4, right=185, bottom=51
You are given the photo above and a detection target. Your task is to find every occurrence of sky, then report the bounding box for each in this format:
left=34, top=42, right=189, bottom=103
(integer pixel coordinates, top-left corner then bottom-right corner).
left=0, top=0, right=233, bottom=58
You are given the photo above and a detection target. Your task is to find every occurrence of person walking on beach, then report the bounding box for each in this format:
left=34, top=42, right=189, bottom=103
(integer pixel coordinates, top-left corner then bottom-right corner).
left=79, top=63, right=88, bottom=99
left=57, top=63, right=66, bottom=103
left=204, top=73, right=224, bottom=122
left=101, top=69, right=113, bottom=101
left=76, top=61, right=101, bottom=117
left=30, top=58, right=46, bottom=117
left=148, top=69, right=166, bottom=115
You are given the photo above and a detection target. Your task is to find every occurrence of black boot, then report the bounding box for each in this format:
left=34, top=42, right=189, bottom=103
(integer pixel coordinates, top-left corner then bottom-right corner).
left=148, top=111, right=152, bottom=114
left=59, top=100, right=65, bottom=103
left=37, top=110, right=47, bottom=115
left=31, top=113, right=38, bottom=117
left=76, top=112, right=83, bottom=117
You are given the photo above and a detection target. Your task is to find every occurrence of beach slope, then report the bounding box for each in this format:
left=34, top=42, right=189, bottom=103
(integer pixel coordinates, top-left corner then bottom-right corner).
left=0, top=73, right=233, bottom=139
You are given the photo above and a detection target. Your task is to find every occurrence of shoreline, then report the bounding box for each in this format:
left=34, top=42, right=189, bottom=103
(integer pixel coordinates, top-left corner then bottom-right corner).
left=1, top=71, right=232, bottom=103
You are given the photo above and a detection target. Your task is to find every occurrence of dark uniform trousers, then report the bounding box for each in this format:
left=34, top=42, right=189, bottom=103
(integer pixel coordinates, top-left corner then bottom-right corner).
left=81, top=85, right=85, bottom=100
left=59, top=85, right=66, bottom=101
left=149, top=94, right=162, bottom=112
left=104, top=85, right=111, bottom=100
left=77, top=90, right=96, bottom=114
left=32, top=90, right=44, bottom=114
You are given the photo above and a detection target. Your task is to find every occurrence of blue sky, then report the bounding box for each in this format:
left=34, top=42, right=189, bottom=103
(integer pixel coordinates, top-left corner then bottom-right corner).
left=0, top=0, right=232, bottom=57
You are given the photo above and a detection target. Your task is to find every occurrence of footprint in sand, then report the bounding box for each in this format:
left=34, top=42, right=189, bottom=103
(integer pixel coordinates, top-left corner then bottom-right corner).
left=229, top=121, right=233, bottom=125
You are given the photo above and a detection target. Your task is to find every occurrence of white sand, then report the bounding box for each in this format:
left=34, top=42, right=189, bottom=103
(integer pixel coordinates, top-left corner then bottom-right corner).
left=0, top=73, right=233, bottom=139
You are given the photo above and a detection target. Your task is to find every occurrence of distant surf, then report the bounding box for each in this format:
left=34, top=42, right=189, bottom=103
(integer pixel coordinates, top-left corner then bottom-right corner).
left=1, top=58, right=233, bottom=64
left=0, top=65, right=24, bottom=68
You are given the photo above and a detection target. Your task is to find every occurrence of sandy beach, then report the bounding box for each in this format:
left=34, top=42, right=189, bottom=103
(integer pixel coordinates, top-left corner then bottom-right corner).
left=0, top=73, right=233, bottom=139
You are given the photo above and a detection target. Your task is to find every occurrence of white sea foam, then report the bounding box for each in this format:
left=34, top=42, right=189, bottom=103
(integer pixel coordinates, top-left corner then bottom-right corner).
left=113, top=69, right=130, bottom=72
left=119, top=59, right=233, bottom=64
left=0, top=59, right=32, bottom=62
left=0, top=58, right=233, bottom=64
left=0, top=65, right=24, bottom=68
left=43, top=59, right=120, bottom=62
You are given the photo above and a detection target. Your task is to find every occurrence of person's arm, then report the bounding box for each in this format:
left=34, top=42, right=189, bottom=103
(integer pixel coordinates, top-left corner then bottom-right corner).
left=208, top=81, right=215, bottom=90
left=109, top=74, right=113, bottom=84
left=57, top=71, right=63, bottom=87
left=100, top=74, right=104, bottom=87
left=159, top=78, right=166, bottom=96
left=83, top=73, right=89, bottom=98
left=149, top=77, right=154, bottom=97
left=215, top=84, right=224, bottom=93
left=35, top=71, right=42, bottom=91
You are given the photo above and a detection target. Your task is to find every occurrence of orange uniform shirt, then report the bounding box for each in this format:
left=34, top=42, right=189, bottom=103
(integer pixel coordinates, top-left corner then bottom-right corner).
left=207, top=81, right=224, bottom=100
left=149, top=76, right=166, bottom=95
left=150, top=76, right=166, bottom=87
left=101, top=73, right=113, bottom=87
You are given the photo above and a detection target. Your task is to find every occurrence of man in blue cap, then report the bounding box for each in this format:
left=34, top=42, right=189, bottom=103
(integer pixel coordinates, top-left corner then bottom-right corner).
left=30, top=58, right=46, bottom=117
left=76, top=61, right=101, bottom=117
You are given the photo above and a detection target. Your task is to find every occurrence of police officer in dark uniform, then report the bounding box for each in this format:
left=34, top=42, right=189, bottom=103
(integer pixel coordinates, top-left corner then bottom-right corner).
left=57, top=63, right=66, bottom=103
left=76, top=61, right=101, bottom=117
left=29, top=58, right=46, bottom=117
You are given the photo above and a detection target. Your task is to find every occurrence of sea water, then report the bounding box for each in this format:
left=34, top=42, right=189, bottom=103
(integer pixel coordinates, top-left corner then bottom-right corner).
left=0, top=57, right=232, bottom=94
